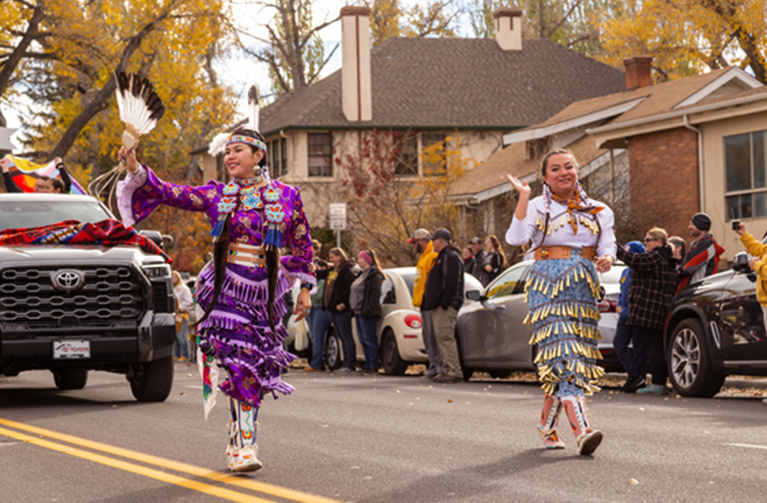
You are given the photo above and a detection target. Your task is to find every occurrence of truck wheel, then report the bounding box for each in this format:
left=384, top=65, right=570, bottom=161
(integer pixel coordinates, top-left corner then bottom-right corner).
left=667, top=318, right=725, bottom=398
left=381, top=329, right=408, bottom=375
left=129, top=356, right=174, bottom=402
left=52, top=369, right=88, bottom=390
left=325, top=329, right=343, bottom=371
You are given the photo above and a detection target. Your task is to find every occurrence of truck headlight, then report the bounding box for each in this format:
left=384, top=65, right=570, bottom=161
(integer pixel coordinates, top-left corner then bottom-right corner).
left=142, top=264, right=171, bottom=279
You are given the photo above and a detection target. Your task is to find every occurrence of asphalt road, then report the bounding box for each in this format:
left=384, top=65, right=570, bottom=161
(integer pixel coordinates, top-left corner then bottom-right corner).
left=1, top=364, right=766, bottom=503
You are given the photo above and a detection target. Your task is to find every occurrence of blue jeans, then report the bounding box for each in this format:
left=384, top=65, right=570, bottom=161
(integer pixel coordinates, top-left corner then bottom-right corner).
left=331, top=310, right=356, bottom=370
left=613, top=317, right=647, bottom=377
left=174, top=317, right=189, bottom=359
left=355, top=316, right=380, bottom=370
left=309, top=306, right=332, bottom=369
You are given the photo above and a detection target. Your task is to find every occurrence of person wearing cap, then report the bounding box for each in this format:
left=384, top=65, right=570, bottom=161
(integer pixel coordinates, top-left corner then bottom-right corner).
left=408, top=228, right=443, bottom=379
left=421, top=228, right=465, bottom=383
left=468, top=236, right=486, bottom=280
left=678, top=212, right=724, bottom=292
left=507, top=148, right=616, bottom=456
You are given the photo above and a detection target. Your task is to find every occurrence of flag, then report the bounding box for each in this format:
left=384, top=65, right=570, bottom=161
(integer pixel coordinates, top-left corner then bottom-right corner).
left=2, top=154, right=86, bottom=194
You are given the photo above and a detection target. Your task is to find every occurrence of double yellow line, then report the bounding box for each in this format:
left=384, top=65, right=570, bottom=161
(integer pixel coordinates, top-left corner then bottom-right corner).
left=0, top=418, right=340, bottom=503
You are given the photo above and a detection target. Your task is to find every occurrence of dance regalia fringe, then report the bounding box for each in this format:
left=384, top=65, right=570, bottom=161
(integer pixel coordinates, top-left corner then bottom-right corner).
left=523, top=251, right=605, bottom=397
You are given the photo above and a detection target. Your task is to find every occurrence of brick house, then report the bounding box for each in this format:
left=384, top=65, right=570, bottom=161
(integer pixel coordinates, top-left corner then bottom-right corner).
left=199, top=7, right=626, bottom=228
left=449, top=57, right=764, bottom=254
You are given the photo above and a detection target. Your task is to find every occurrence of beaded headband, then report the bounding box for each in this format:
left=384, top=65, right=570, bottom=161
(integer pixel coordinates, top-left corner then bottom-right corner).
left=227, top=135, right=267, bottom=152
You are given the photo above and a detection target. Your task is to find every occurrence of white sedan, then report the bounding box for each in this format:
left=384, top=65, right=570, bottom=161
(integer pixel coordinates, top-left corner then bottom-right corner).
left=323, top=267, right=483, bottom=375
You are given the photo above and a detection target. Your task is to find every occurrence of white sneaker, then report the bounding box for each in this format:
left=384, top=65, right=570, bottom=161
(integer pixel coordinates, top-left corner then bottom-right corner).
left=228, top=444, right=263, bottom=473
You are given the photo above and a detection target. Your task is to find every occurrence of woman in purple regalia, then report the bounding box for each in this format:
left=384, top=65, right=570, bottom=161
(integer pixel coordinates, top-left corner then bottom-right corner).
left=116, top=126, right=315, bottom=473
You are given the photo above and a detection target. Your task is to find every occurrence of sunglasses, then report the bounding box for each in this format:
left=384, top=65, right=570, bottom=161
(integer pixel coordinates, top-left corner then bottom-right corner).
left=644, top=237, right=659, bottom=243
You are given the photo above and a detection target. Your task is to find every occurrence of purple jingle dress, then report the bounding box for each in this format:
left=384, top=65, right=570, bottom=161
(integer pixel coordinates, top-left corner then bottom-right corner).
left=117, top=166, right=315, bottom=409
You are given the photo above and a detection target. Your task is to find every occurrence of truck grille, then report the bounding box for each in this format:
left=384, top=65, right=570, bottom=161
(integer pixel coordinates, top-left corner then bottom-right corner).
left=0, top=266, right=145, bottom=327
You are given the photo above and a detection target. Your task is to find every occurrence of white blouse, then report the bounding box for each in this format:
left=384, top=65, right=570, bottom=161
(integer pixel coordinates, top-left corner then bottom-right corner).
left=505, top=196, right=617, bottom=259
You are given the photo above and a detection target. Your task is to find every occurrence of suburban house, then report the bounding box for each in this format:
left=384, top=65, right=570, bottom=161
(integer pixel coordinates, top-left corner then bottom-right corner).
left=449, top=56, right=766, bottom=260
left=199, top=6, right=626, bottom=227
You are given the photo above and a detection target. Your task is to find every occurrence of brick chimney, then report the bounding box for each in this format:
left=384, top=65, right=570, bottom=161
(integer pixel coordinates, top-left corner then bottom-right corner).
left=493, top=7, right=523, bottom=51
left=623, top=56, right=653, bottom=90
left=341, top=6, right=372, bottom=122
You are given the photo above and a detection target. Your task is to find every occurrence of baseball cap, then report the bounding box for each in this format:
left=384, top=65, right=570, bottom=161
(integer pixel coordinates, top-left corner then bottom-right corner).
left=431, top=228, right=452, bottom=242
left=407, top=228, right=431, bottom=244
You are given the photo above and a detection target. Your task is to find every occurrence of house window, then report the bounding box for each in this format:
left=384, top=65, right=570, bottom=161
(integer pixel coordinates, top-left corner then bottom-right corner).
left=422, top=133, right=447, bottom=175
left=269, top=138, right=287, bottom=178
left=394, top=132, right=418, bottom=176
left=308, top=133, right=332, bottom=177
left=725, top=130, right=767, bottom=220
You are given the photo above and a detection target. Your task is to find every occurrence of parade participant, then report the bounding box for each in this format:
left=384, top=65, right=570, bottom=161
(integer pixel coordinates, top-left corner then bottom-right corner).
left=616, top=228, right=678, bottom=395
left=116, top=125, right=315, bottom=473
left=506, top=148, right=616, bottom=456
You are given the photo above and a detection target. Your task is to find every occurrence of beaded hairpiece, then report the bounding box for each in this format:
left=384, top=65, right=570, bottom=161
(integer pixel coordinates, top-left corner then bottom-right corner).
left=227, top=135, right=267, bottom=153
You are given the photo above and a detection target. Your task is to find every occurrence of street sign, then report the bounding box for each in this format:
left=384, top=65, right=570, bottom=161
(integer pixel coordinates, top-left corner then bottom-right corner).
left=329, top=203, right=347, bottom=230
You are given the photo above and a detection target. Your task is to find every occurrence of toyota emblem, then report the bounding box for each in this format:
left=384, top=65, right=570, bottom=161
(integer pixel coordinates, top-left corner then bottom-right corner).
left=51, top=270, right=84, bottom=291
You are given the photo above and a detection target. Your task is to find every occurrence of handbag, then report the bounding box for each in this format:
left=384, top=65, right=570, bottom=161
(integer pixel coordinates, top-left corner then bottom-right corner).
left=294, top=317, right=310, bottom=351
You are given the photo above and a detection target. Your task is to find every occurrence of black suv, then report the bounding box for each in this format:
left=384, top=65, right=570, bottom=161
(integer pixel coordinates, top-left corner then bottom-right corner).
left=666, top=252, right=767, bottom=397
left=0, top=194, right=176, bottom=401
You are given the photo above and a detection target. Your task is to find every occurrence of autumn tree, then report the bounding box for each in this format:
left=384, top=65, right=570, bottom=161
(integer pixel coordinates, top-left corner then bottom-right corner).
left=336, top=130, right=475, bottom=266
left=242, top=0, right=338, bottom=96
left=366, top=0, right=459, bottom=46
left=468, top=0, right=614, bottom=57
left=597, top=0, right=767, bottom=82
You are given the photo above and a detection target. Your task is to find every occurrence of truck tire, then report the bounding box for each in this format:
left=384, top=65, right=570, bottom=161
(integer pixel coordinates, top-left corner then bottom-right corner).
left=129, top=356, right=174, bottom=402
left=52, top=369, right=88, bottom=390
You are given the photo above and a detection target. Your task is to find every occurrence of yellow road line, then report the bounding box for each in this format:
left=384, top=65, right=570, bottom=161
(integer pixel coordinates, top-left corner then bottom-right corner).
left=0, top=426, right=275, bottom=503
left=0, top=417, right=341, bottom=503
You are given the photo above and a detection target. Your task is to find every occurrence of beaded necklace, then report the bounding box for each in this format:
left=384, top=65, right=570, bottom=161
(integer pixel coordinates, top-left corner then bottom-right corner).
left=210, top=173, right=286, bottom=250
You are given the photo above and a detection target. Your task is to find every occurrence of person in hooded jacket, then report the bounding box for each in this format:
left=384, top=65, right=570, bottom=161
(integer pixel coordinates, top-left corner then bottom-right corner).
left=613, top=240, right=648, bottom=393
left=350, top=249, right=385, bottom=374
left=324, top=248, right=358, bottom=372
left=616, top=227, right=678, bottom=395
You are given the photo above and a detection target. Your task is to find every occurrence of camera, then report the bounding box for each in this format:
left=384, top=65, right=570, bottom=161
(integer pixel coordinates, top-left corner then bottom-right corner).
left=732, top=220, right=741, bottom=231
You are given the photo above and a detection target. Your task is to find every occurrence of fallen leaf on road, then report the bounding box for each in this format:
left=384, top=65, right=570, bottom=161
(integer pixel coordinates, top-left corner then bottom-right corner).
left=321, top=425, right=329, bottom=428
left=447, top=399, right=453, bottom=403
left=350, top=466, right=360, bottom=470
left=179, top=392, right=185, bottom=396
left=396, top=390, right=401, bottom=394
left=638, top=407, right=644, bottom=411
left=187, top=374, right=193, bottom=377
left=628, top=478, right=639, bottom=485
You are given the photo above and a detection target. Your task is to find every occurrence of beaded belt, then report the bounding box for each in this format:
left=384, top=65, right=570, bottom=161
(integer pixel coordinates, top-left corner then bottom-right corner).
left=227, top=243, right=268, bottom=268
left=534, top=246, right=595, bottom=261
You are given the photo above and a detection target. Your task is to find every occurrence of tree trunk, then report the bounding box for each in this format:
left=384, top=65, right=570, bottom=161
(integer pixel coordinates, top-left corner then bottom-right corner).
left=0, top=3, right=44, bottom=97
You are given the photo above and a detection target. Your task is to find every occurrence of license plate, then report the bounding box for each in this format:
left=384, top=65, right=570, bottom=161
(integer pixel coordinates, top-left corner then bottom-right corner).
left=53, top=340, right=91, bottom=359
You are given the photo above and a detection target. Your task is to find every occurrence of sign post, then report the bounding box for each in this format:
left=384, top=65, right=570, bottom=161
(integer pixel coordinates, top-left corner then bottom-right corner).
left=329, top=203, right=347, bottom=249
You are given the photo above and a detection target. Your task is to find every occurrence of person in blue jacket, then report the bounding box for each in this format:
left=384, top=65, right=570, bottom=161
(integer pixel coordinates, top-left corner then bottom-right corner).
left=614, top=240, right=648, bottom=392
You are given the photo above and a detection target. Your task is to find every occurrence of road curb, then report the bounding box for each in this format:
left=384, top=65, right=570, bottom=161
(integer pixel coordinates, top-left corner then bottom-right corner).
left=724, top=377, right=767, bottom=390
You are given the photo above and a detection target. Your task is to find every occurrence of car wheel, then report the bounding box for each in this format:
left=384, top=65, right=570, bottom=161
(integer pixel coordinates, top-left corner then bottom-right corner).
left=488, top=370, right=511, bottom=379
left=52, top=368, right=88, bottom=390
left=667, top=318, right=725, bottom=398
left=381, top=329, right=408, bottom=375
left=325, top=329, right=343, bottom=371
left=128, top=355, right=174, bottom=402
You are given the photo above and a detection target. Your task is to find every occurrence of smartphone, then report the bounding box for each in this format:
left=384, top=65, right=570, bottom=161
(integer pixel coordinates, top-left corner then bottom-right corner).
left=732, top=220, right=741, bottom=231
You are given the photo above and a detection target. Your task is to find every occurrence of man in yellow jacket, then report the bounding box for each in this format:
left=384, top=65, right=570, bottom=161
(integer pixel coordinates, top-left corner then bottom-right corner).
left=735, top=223, right=767, bottom=308
left=409, top=229, right=442, bottom=379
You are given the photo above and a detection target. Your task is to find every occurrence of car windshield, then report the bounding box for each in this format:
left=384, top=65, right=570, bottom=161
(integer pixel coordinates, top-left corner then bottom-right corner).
left=0, top=199, right=113, bottom=232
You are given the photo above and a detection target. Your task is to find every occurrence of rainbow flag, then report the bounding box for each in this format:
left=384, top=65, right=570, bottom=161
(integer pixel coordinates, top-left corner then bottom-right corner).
left=2, top=154, right=86, bottom=194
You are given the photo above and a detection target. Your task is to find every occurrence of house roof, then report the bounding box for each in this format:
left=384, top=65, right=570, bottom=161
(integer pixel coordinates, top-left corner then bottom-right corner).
left=503, top=68, right=736, bottom=144
left=448, top=132, right=603, bottom=200
left=258, top=37, right=626, bottom=137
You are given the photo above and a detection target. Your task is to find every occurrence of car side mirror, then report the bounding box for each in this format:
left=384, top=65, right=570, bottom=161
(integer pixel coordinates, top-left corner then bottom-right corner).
left=466, top=290, right=481, bottom=301
left=732, top=252, right=751, bottom=273
left=139, top=230, right=164, bottom=249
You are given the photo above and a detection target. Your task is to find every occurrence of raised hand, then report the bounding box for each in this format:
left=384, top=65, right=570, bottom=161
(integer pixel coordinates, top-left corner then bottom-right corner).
left=507, top=174, right=531, bottom=197
left=119, top=146, right=139, bottom=174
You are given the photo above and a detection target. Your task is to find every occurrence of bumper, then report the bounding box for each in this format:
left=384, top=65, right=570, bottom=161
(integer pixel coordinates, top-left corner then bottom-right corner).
left=0, top=311, right=176, bottom=374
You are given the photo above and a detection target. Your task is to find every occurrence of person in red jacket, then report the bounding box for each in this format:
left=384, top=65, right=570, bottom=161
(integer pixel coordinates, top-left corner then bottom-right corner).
left=678, top=213, right=724, bottom=292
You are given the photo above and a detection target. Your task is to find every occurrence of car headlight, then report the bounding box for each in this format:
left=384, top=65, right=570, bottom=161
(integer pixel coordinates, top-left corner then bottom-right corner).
left=404, top=314, right=422, bottom=329
left=142, top=264, right=171, bottom=279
